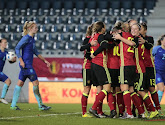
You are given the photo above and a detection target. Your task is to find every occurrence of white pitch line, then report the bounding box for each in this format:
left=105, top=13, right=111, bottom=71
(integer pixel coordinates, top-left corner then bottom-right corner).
left=0, top=112, right=82, bottom=120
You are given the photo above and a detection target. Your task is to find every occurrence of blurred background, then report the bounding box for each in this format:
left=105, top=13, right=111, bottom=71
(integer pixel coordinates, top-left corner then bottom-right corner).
left=0, top=0, right=165, bottom=104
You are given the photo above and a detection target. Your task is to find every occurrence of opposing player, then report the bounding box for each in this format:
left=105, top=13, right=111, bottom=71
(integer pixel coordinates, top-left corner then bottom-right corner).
left=10, top=21, right=51, bottom=110
left=0, top=38, right=16, bottom=104
left=152, top=35, right=165, bottom=105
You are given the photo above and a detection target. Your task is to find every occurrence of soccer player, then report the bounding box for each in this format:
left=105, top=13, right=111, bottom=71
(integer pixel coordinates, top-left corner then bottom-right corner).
left=10, top=21, right=51, bottom=110
left=90, top=24, right=123, bottom=118
left=88, top=21, right=115, bottom=118
left=0, top=38, right=16, bottom=104
left=130, top=23, right=158, bottom=118
left=113, top=22, right=146, bottom=118
left=80, top=23, right=108, bottom=118
left=140, top=23, right=163, bottom=116
left=80, top=24, right=95, bottom=118
left=152, top=35, right=165, bottom=105
left=107, top=25, right=125, bottom=118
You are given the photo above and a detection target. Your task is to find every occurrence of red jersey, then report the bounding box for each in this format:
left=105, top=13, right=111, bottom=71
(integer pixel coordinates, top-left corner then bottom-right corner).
left=135, top=43, right=146, bottom=73
left=107, top=41, right=120, bottom=69
left=143, top=48, right=154, bottom=67
left=119, top=32, right=136, bottom=67
left=83, top=58, right=91, bottom=69
left=90, top=33, right=108, bottom=67
left=83, top=36, right=92, bottom=69
left=143, top=36, right=154, bottom=67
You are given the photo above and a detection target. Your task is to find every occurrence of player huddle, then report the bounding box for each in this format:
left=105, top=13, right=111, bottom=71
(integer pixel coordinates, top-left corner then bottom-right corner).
left=80, top=19, right=165, bottom=119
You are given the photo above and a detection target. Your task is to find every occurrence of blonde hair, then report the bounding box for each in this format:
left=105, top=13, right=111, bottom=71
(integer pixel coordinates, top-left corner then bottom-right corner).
left=86, top=24, right=93, bottom=37
left=121, top=22, right=130, bottom=32
left=23, top=21, right=36, bottom=36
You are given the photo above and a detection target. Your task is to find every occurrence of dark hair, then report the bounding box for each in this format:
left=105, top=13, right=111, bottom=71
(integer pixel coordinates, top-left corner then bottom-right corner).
left=92, top=21, right=105, bottom=33
left=157, top=34, right=165, bottom=45
left=114, top=21, right=123, bottom=30
left=127, top=19, right=134, bottom=24
left=140, top=22, right=147, bottom=30
left=112, top=27, right=119, bottom=33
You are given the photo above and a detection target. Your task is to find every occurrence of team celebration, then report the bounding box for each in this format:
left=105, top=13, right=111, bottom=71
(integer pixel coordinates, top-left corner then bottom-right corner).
left=0, top=0, right=165, bottom=124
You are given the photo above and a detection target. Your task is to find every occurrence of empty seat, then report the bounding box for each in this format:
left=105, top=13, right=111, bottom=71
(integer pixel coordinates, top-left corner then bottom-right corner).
left=62, top=25, right=69, bottom=32
left=75, top=1, right=85, bottom=15
left=145, top=0, right=155, bottom=12
left=0, top=16, right=3, bottom=24
left=6, top=1, right=16, bottom=15
left=53, top=1, right=62, bottom=16
left=132, top=0, right=144, bottom=15
left=97, top=1, right=108, bottom=16
left=39, top=1, right=50, bottom=15
left=121, top=0, right=132, bottom=16
left=63, top=1, right=73, bottom=15
left=55, top=16, right=62, bottom=24
left=85, top=1, right=96, bottom=16
left=0, top=1, right=5, bottom=15
left=17, top=1, right=28, bottom=16
left=29, top=1, right=39, bottom=15
left=110, top=0, right=120, bottom=16
left=38, top=25, right=46, bottom=32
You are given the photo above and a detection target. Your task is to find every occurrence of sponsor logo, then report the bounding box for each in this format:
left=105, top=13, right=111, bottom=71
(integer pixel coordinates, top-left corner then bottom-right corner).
left=49, top=61, right=60, bottom=74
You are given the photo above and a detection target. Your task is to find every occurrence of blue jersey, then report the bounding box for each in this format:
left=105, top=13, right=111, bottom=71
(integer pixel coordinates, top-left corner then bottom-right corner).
left=15, top=34, right=39, bottom=69
left=0, top=50, right=7, bottom=72
left=152, top=45, right=165, bottom=72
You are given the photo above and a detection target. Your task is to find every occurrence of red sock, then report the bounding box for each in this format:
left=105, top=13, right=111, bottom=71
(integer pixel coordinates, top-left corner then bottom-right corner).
left=107, top=92, right=115, bottom=111
left=117, top=92, right=124, bottom=114
left=139, top=95, right=145, bottom=110
left=151, top=91, right=161, bottom=110
left=123, top=91, right=132, bottom=115
left=131, top=93, right=145, bottom=114
left=97, top=94, right=103, bottom=114
left=81, top=93, right=88, bottom=115
left=92, top=90, right=107, bottom=110
left=113, top=94, right=116, bottom=111
left=143, top=95, right=155, bottom=112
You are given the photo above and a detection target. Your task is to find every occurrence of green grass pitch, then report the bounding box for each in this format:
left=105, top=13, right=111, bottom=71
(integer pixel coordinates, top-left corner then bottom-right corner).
left=0, top=103, right=165, bottom=125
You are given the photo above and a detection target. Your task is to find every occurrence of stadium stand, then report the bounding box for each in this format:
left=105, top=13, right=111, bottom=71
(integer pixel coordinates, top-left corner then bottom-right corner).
left=0, top=0, right=158, bottom=56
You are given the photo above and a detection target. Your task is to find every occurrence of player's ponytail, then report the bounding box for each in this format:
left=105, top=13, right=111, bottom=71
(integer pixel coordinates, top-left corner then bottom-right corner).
left=114, top=21, right=123, bottom=30
left=92, top=21, right=105, bottom=34
left=23, top=21, right=35, bottom=36
left=157, top=34, right=165, bottom=45
left=86, top=24, right=93, bottom=37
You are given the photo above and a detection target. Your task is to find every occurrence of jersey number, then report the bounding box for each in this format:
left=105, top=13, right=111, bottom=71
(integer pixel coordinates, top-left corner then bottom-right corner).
left=113, top=46, right=120, bottom=56
left=127, top=47, right=134, bottom=53
left=127, top=37, right=134, bottom=53
left=141, top=44, right=145, bottom=59
left=150, top=79, right=155, bottom=86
